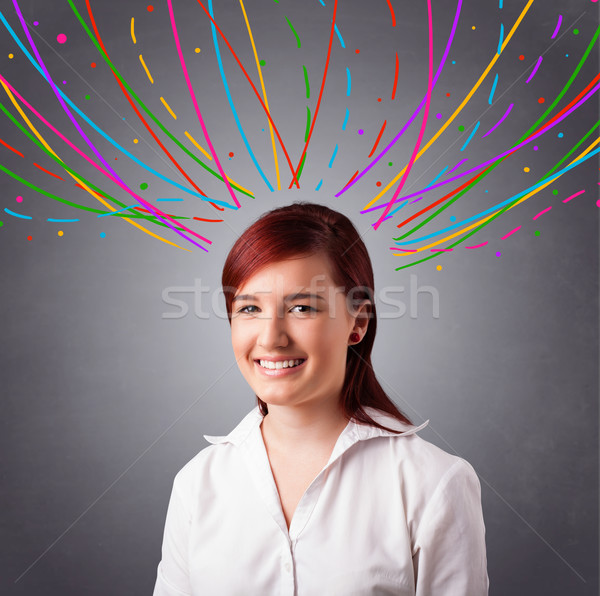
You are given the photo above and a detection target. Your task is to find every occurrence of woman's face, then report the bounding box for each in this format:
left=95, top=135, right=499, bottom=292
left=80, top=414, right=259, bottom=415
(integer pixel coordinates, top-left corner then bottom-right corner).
left=230, top=253, right=367, bottom=412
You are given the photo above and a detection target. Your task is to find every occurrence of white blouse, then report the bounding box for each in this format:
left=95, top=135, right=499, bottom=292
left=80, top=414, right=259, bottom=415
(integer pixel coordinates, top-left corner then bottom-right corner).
left=153, top=406, right=489, bottom=595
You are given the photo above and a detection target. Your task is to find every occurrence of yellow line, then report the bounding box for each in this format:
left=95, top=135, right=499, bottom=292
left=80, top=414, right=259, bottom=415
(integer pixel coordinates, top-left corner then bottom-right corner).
left=139, top=54, right=154, bottom=84
left=239, top=0, right=281, bottom=190
left=160, top=96, right=177, bottom=120
left=391, top=136, right=600, bottom=256
left=364, top=0, right=535, bottom=212
left=1, top=81, right=190, bottom=251
left=184, top=130, right=212, bottom=160
left=131, top=17, right=136, bottom=44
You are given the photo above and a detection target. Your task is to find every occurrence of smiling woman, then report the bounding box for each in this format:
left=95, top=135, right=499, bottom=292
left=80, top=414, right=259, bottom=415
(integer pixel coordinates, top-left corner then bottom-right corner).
left=153, top=202, right=489, bottom=595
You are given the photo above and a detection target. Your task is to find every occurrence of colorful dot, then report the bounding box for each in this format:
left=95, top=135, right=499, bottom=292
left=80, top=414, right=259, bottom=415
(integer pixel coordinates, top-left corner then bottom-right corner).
left=358, top=129, right=364, bottom=135
left=436, top=113, right=442, bottom=119
left=573, top=29, right=579, bottom=35
left=377, top=98, right=382, bottom=102
left=58, top=230, right=64, bottom=236
left=534, top=230, right=541, bottom=236
left=388, top=162, right=393, bottom=166
left=472, top=26, right=476, bottom=30
left=519, top=55, right=525, bottom=61
left=147, top=5, right=154, bottom=11
left=90, top=62, right=96, bottom=68
left=449, top=215, right=456, bottom=222
left=33, top=21, right=39, bottom=26
left=458, top=125, right=465, bottom=132
left=552, top=189, right=558, bottom=195
left=597, top=198, right=600, bottom=207
left=496, top=251, right=501, bottom=257
left=62, top=80, right=66, bottom=84
left=228, top=151, right=234, bottom=157
left=140, top=182, right=148, bottom=190
left=84, top=94, right=90, bottom=100
left=533, top=145, right=538, bottom=150
left=524, top=167, right=530, bottom=172
left=446, top=92, right=450, bottom=97
left=452, top=60, right=456, bottom=64
left=376, top=181, right=382, bottom=187
left=484, top=189, right=489, bottom=193
left=27, top=235, right=32, bottom=241
left=558, top=132, right=564, bottom=138
left=538, top=97, right=545, bottom=103
left=133, top=139, right=139, bottom=144
left=195, top=48, right=201, bottom=53
left=100, top=232, right=106, bottom=238
left=8, top=53, right=14, bottom=59
left=259, top=59, right=266, bottom=66
left=16, top=195, right=23, bottom=202
left=436, top=265, right=443, bottom=271
left=565, top=54, right=569, bottom=57
left=57, top=33, right=67, bottom=44
left=355, top=49, right=360, bottom=54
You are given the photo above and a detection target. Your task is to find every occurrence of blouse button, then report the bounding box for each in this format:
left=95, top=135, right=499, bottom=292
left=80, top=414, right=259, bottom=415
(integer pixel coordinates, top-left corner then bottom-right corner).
left=284, top=562, right=291, bottom=573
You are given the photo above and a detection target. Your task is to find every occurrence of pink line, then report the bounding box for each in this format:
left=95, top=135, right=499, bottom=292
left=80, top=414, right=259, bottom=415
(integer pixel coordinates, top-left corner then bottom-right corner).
left=0, top=74, right=211, bottom=248
left=533, top=206, right=552, bottom=220
left=167, top=0, right=239, bottom=208
left=449, top=157, right=468, bottom=173
left=482, top=103, right=514, bottom=138
left=525, top=56, right=543, bottom=83
left=466, top=242, right=488, bottom=249
left=430, top=248, right=453, bottom=252
left=562, top=189, right=585, bottom=203
left=551, top=15, right=562, bottom=40
left=501, top=225, right=521, bottom=240
left=389, top=248, right=417, bottom=252
left=373, top=0, right=434, bottom=230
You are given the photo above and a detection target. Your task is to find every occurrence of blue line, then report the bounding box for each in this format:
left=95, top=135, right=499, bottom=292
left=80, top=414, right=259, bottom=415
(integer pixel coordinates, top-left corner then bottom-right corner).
left=4, top=208, right=32, bottom=219
left=346, top=67, right=351, bottom=96
left=392, top=147, right=600, bottom=245
left=460, top=122, right=480, bottom=152
left=488, top=73, right=499, bottom=104
left=334, top=24, right=345, bottom=48
left=47, top=218, right=79, bottom=222
left=208, top=0, right=273, bottom=192
left=424, top=166, right=449, bottom=189
left=499, top=0, right=503, bottom=8
left=97, top=204, right=139, bottom=217
left=156, top=198, right=184, bottom=201
left=318, top=0, right=325, bottom=6
left=497, top=23, right=504, bottom=54
left=315, top=179, right=323, bottom=190
left=328, top=144, right=338, bottom=168
left=389, top=200, right=408, bottom=217
left=0, top=10, right=236, bottom=209
left=342, top=107, right=349, bottom=131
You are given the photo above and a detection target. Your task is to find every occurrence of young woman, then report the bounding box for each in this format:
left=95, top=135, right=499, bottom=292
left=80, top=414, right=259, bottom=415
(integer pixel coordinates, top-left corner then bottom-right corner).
left=153, top=202, right=489, bottom=595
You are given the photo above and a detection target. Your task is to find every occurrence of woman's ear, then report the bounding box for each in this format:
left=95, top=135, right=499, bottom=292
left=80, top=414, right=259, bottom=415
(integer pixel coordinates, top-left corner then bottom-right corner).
left=352, top=300, right=372, bottom=336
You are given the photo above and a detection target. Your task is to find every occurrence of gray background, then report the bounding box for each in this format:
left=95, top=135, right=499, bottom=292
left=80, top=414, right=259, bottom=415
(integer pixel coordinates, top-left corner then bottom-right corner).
left=0, top=0, right=597, bottom=594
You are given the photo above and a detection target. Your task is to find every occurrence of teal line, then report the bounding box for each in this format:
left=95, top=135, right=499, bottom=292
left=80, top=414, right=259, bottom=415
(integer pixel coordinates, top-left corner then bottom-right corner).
left=4, top=208, right=31, bottom=219
left=47, top=218, right=79, bottom=222
left=328, top=144, right=339, bottom=168
left=342, top=107, right=349, bottom=130
left=497, top=23, right=504, bottom=55
left=334, top=24, right=345, bottom=48
left=346, top=67, right=351, bottom=96
left=460, top=121, right=480, bottom=151
left=488, top=73, right=499, bottom=104
left=315, top=179, right=323, bottom=190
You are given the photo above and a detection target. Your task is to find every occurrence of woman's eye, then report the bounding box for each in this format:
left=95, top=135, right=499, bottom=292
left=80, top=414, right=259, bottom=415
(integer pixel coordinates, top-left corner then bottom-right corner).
left=238, top=305, right=259, bottom=313
left=290, top=304, right=316, bottom=313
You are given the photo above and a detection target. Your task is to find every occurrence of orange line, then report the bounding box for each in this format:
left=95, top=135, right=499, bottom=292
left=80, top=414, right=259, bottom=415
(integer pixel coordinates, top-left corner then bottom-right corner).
left=33, top=162, right=64, bottom=180
left=0, top=137, right=24, bottom=157
left=368, top=120, right=387, bottom=158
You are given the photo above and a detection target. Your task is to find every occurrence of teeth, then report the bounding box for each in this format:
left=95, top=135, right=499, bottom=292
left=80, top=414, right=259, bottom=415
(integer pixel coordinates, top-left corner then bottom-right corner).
left=259, top=359, right=303, bottom=370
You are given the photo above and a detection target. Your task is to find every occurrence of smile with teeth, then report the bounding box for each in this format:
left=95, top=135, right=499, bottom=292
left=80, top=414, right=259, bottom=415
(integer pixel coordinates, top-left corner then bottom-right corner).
left=258, top=359, right=305, bottom=370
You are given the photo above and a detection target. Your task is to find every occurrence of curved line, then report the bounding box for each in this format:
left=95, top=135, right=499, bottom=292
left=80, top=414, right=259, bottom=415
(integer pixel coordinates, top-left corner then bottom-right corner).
left=497, top=23, right=504, bottom=54
left=334, top=24, right=345, bottom=48
left=525, top=56, right=543, bottom=83
left=130, top=17, right=136, bottom=44
left=354, top=0, right=533, bottom=208
left=562, top=189, right=585, bottom=203
left=449, top=157, right=468, bottom=173
left=500, top=226, right=521, bottom=240
left=206, top=0, right=273, bottom=192
left=368, top=120, right=387, bottom=158
left=193, top=0, right=299, bottom=186
left=285, top=16, right=301, bottom=48
left=303, top=65, right=310, bottom=98
left=33, top=162, right=63, bottom=180
left=335, top=0, right=463, bottom=198
left=239, top=0, right=280, bottom=190
left=342, top=107, right=349, bottom=130
left=346, top=67, right=351, bottom=96
left=481, top=102, right=513, bottom=138
left=0, top=136, right=24, bottom=157
left=139, top=54, right=154, bottom=83
left=391, top=52, right=399, bottom=100
left=328, top=144, right=338, bottom=168
left=289, top=0, right=338, bottom=186
left=373, top=0, right=433, bottom=230
left=551, top=14, right=562, bottom=40
left=4, top=208, right=32, bottom=219
left=532, top=206, right=551, bottom=220
left=488, top=73, right=499, bottom=104
left=160, top=96, right=177, bottom=119
left=168, top=0, right=240, bottom=207
left=460, top=121, right=480, bottom=151
left=386, top=0, right=396, bottom=27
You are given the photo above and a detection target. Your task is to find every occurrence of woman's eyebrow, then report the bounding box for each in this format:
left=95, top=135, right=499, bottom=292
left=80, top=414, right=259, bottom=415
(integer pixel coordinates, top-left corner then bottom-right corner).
left=232, top=292, right=326, bottom=303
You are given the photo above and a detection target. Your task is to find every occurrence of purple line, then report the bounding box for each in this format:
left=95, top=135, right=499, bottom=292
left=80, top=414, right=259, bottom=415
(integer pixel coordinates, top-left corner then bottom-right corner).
left=533, top=206, right=552, bottom=220
left=335, top=0, right=463, bottom=197
left=526, top=56, right=543, bottom=84
left=551, top=15, right=562, bottom=40
left=361, top=82, right=600, bottom=213
left=10, top=0, right=208, bottom=251
left=481, top=103, right=514, bottom=138
left=449, top=157, right=468, bottom=173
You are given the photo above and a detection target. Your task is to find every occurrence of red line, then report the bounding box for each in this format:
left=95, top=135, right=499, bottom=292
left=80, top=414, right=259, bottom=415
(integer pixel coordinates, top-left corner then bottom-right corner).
left=193, top=216, right=224, bottom=222
left=194, top=0, right=299, bottom=187
left=386, top=0, right=396, bottom=27
left=368, top=120, right=387, bottom=158
left=391, top=52, right=399, bottom=100
left=0, top=137, right=25, bottom=158
left=288, top=0, right=338, bottom=188
left=343, top=170, right=360, bottom=189
left=134, top=206, right=178, bottom=217
left=84, top=0, right=223, bottom=209
left=33, top=162, right=64, bottom=180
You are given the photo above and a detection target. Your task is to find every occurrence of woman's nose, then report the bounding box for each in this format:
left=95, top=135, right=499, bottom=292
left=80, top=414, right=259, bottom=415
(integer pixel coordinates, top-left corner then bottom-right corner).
left=257, top=309, right=289, bottom=349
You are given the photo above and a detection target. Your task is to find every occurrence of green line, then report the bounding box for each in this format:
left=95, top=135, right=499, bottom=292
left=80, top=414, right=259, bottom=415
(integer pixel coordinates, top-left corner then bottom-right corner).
left=296, top=149, right=307, bottom=182
left=285, top=16, right=301, bottom=49
left=304, top=106, right=311, bottom=143
left=302, top=65, right=310, bottom=99
left=66, top=0, right=253, bottom=199
left=393, top=25, right=600, bottom=244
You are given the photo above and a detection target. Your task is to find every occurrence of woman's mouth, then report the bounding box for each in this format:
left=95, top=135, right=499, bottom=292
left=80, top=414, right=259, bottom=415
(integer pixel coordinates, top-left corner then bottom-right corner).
left=254, top=358, right=307, bottom=376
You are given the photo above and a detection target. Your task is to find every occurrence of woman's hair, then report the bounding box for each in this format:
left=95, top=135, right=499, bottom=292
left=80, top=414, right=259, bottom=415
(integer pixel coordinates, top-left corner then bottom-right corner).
left=221, top=201, right=413, bottom=433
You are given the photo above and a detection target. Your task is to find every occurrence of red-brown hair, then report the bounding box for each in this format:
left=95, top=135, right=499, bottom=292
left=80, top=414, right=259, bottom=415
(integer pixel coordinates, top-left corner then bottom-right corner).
left=221, top=201, right=413, bottom=433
